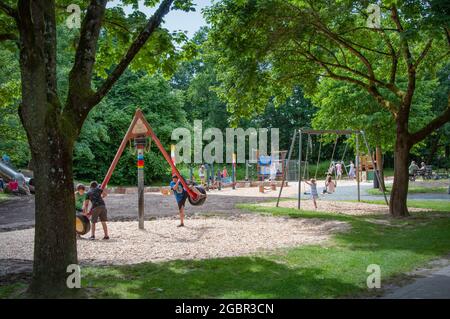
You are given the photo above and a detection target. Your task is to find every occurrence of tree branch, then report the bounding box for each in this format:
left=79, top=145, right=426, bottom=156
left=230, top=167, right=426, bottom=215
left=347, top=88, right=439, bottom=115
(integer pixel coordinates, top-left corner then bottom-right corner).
left=410, top=105, right=450, bottom=145
left=391, top=5, right=416, bottom=111
left=68, top=0, right=108, bottom=95
left=0, top=1, right=17, bottom=18
left=313, top=22, right=377, bottom=85
left=391, top=6, right=412, bottom=66
left=89, top=0, right=174, bottom=107
left=299, top=48, right=398, bottom=114
left=380, top=30, right=398, bottom=84
left=413, top=39, right=433, bottom=70
left=0, top=33, right=17, bottom=41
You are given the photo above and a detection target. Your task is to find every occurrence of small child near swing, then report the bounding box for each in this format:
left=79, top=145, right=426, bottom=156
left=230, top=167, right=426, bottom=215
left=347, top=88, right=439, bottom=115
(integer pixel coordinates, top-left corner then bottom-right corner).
left=322, top=175, right=336, bottom=194
left=304, top=179, right=318, bottom=209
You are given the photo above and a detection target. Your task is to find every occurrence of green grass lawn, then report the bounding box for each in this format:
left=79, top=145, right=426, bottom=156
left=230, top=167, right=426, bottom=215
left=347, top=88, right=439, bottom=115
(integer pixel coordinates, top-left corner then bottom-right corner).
left=357, top=200, right=450, bottom=212
left=1, top=200, right=450, bottom=299
left=0, top=192, right=11, bottom=202
left=367, top=186, right=448, bottom=195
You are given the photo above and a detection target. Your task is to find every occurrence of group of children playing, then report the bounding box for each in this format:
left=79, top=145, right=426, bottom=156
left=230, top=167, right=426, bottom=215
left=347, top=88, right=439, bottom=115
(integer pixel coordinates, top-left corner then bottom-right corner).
left=74, top=181, right=109, bottom=240
left=304, top=160, right=356, bottom=209
left=328, top=160, right=356, bottom=180
left=72, top=161, right=355, bottom=232
left=304, top=175, right=336, bottom=209
left=198, top=165, right=228, bottom=190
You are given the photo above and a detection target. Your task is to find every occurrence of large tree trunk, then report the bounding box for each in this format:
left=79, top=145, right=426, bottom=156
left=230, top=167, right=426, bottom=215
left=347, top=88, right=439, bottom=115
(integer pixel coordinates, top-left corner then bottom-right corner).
left=27, top=130, right=78, bottom=297
left=389, top=117, right=411, bottom=217
left=17, top=0, right=79, bottom=297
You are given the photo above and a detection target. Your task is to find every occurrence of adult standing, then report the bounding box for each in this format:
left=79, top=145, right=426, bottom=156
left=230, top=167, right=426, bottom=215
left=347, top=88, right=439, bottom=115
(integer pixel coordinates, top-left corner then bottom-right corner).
left=348, top=161, right=356, bottom=179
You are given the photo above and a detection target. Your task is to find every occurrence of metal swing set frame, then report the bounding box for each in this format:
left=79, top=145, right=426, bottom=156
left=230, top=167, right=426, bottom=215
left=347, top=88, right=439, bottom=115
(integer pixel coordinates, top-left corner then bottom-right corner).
left=276, top=129, right=389, bottom=209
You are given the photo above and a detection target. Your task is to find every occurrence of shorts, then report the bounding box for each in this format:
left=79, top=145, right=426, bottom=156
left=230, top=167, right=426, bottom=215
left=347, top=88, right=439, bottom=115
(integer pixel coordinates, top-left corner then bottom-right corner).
left=177, top=192, right=188, bottom=209
left=90, top=206, right=107, bottom=223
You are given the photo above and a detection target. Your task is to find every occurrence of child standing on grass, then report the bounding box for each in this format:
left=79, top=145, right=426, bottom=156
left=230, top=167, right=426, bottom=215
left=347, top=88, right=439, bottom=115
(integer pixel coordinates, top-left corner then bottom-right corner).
left=170, top=175, right=187, bottom=227
left=83, top=181, right=109, bottom=240
left=304, top=179, right=318, bottom=209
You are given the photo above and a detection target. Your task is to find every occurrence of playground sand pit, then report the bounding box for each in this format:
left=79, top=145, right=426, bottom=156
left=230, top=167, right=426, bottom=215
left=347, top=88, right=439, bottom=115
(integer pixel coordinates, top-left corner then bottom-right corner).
left=0, top=215, right=348, bottom=274
left=262, top=200, right=432, bottom=215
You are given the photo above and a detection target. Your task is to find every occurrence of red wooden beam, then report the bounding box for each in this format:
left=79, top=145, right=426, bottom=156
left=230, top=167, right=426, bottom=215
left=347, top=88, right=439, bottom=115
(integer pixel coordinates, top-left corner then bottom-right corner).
left=101, top=109, right=199, bottom=200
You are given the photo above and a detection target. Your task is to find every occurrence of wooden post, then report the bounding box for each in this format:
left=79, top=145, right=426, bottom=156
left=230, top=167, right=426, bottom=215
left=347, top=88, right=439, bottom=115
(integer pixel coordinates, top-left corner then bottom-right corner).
left=356, top=133, right=360, bottom=202
left=276, top=130, right=297, bottom=207
left=136, top=139, right=145, bottom=230
left=362, top=131, right=389, bottom=206
left=298, top=129, right=303, bottom=209
left=245, top=160, right=249, bottom=181
left=232, top=153, right=236, bottom=189
left=375, top=145, right=384, bottom=190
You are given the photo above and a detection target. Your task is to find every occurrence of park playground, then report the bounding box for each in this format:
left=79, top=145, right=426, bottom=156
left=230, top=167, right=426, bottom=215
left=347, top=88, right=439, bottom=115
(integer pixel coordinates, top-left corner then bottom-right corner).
left=0, top=0, right=450, bottom=302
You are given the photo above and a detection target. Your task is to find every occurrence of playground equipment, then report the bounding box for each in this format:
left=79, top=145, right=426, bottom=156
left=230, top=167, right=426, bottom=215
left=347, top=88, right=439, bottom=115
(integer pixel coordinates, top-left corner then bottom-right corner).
left=254, top=150, right=287, bottom=193
left=75, top=213, right=91, bottom=235
left=101, top=109, right=206, bottom=229
left=276, top=129, right=388, bottom=209
left=0, top=161, right=33, bottom=194
left=256, top=150, right=287, bottom=181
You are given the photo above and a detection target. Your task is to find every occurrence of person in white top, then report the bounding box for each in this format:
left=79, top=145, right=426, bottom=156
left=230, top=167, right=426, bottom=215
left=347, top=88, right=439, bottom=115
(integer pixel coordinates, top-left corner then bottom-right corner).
left=335, top=162, right=343, bottom=180
left=198, top=165, right=206, bottom=186
left=269, top=162, right=277, bottom=182
left=348, top=161, right=356, bottom=179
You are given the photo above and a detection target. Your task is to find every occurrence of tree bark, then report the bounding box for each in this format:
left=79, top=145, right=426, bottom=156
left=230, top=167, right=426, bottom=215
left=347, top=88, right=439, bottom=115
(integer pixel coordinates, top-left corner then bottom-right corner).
left=26, top=131, right=78, bottom=297
left=16, top=0, right=79, bottom=297
left=389, top=116, right=411, bottom=217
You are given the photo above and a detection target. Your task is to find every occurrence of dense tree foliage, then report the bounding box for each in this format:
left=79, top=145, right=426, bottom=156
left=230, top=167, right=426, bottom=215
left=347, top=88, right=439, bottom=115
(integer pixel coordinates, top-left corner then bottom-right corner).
left=204, top=0, right=450, bottom=216
left=74, top=71, right=188, bottom=185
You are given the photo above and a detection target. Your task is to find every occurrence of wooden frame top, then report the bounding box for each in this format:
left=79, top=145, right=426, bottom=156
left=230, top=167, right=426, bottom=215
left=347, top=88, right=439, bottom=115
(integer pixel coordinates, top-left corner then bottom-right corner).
left=299, top=129, right=361, bottom=135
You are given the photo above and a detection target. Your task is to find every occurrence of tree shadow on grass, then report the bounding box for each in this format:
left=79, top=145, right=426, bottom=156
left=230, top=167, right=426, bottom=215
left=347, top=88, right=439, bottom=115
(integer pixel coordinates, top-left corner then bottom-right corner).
left=84, top=256, right=361, bottom=299
left=251, top=205, right=450, bottom=260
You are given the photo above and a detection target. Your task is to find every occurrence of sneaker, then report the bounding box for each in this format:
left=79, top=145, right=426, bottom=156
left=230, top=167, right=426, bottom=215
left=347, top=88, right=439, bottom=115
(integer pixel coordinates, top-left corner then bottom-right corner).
left=89, top=236, right=95, bottom=240
left=103, top=236, right=110, bottom=240
left=177, top=224, right=184, bottom=227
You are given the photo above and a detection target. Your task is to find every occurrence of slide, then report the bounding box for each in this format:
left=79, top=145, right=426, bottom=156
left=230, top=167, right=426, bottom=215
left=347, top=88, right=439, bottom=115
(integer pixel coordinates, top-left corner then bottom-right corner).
left=0, top=161, right=34, bottom=194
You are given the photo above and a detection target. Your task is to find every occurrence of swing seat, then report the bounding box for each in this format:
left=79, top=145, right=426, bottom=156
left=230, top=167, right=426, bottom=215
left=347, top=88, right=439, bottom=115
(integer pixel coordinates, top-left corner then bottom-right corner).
left=188, top=186, right=207, bottom=206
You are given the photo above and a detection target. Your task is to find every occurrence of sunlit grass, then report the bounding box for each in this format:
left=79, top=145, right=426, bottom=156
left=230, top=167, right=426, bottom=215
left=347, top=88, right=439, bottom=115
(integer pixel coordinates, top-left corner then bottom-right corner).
left=2, top=201, right=449, bottom=298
